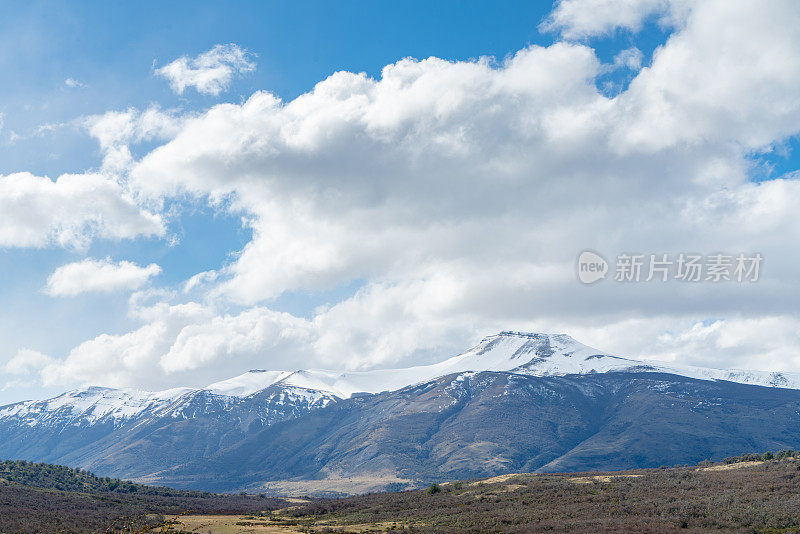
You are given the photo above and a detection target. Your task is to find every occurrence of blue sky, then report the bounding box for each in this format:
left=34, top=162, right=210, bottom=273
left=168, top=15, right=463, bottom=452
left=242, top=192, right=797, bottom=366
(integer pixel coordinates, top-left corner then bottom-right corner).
left=2, top=0, right=800, bottom=404
left=2, top=1, right=551, bottom=173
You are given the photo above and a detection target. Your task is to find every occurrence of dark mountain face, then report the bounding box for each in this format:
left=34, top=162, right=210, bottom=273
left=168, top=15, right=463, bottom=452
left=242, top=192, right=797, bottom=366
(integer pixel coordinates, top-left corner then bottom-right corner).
left=0, top=385, right=338, bottom=481
left=159, top=372, right=800, bottom=493
left=4, top=370, right=794, bottom=494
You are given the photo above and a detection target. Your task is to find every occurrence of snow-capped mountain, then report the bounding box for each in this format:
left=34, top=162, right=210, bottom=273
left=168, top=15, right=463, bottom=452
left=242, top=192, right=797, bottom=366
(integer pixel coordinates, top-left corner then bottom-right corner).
left=0, top=386, right=195, bottom=428
left=3, top=331, right=800, bottom=428
left=0, top=377, right=337, bottom=432
left=2, top=331, right=800, bottom=495
left=206, top=332, right=800, bottom=399
left=206, top=331, right=800, bottom=398
left=209, top=331, right=800, bottom=397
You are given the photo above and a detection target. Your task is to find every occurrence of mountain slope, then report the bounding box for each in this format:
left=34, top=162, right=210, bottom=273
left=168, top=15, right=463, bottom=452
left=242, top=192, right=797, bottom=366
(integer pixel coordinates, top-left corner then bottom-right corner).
left=0, top=385, right=337, bottom=478
left=146, top=371, right=800, bottom=494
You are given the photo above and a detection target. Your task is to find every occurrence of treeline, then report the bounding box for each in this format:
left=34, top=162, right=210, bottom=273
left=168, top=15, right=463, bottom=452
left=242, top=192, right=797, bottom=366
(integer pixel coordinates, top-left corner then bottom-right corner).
left=0, top=459, right=211, bottom=496
left=723, top=449, right=797, bottom=464
left=0, top=458, right=291, bottom=534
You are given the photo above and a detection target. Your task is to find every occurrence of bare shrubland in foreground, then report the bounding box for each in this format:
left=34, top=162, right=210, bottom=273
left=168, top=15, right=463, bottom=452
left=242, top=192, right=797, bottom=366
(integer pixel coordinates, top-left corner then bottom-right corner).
left=2, top=452, right=800, bottom=532
left=278, top=452, right=800, bottom=533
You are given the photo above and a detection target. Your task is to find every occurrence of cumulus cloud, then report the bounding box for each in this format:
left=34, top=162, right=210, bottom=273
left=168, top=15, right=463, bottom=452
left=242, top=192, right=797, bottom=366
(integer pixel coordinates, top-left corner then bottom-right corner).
left=46, top=258, right=162, bottom=297
left=12, top=0, right=800, bottom=391
left=83, top=106, right=185, bottom=173
left=4, top=349, right=54, bottom=376
left=84, top=107, right=182, bottom=151
left=614, top=1, right=800, bottom=152
left=155, top=44, right=256, bottom=96
left=0, top=172, right=164, bottom=248
left=542, top=0, right=693, bottom=39
left=37, top=296, right=467, bottom=388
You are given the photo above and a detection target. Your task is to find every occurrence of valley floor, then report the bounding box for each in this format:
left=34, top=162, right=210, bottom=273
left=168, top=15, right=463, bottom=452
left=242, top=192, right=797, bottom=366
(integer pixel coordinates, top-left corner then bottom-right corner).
left=183, top=457, right=800, bottom=533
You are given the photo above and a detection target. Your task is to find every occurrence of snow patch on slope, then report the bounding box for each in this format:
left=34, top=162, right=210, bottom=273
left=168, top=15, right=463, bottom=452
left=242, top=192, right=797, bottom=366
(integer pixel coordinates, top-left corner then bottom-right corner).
left=205, top=370, right=293, bottom=397
left=0, top=386, right=194, bottom=427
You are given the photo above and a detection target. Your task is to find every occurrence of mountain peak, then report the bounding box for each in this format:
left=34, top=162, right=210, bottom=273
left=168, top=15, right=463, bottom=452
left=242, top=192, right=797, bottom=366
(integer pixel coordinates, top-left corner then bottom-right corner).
left=496, top=331, right=575, bottom=339
left=471, top=331, right=588, bottom=360
left=492, top=331, right=581, bottom=346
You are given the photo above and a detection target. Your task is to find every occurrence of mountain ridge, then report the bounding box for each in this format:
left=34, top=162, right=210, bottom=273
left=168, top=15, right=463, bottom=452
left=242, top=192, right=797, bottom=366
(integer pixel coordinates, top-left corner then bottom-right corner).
left=4, top=331, right=799, bottom=426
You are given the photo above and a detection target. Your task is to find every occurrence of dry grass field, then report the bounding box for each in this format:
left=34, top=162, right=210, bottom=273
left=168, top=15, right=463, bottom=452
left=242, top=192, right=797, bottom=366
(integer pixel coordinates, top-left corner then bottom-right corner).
left=251, top=455, right=800, bottom=533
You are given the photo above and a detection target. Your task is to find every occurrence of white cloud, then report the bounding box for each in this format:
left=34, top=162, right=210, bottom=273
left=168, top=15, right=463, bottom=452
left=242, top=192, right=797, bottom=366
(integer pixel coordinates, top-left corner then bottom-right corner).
left=0, top=172, right=165, bottom=248
left=612, top=47, right=644, bottom=70
left=84, top=107, right=183, bottom=151
left=4, top=349, right=54, bottom=376
left=36, top=296, right=464, bottom=388
left=64, top=78, right=85, bottom=88
left=542, top=0, right=692, bottom=39
left=567, top=316, right=800, bottom=374
left=155, top=44, right=255, bottom=96
left=623, top=1, right=800, bottom=152
left=182, top=270, right=218, bottom=293
left=12, top=0, right=800, bottom=391
left=83, top=107, right=185, bottom=173
left=46, top=258, right=162, bottom=297
left=39, top=300, right=219, bottom=388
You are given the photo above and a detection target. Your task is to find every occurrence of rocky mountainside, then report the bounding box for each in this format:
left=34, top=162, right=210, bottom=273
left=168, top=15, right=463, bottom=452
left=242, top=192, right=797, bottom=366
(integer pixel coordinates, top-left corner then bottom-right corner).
left=1, top=332, right=799, bottom=494
left=147, top=371, right=800, bottom=495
